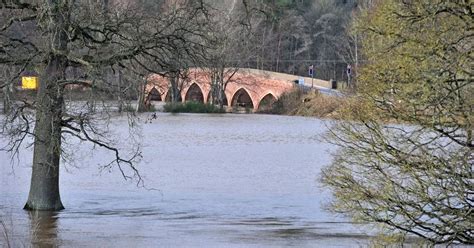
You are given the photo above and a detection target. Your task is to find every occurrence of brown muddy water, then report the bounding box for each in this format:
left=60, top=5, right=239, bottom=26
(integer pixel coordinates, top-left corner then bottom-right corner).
left=1, top=113, right=373, bottom=247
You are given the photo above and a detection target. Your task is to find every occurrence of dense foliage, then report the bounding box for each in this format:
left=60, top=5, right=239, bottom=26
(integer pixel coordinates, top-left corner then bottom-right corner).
left=163, top=101, right=225, bottom=113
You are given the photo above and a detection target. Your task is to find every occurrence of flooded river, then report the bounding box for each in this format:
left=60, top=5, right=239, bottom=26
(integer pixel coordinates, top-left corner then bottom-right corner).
left=1, top=113, right=372, bottom=247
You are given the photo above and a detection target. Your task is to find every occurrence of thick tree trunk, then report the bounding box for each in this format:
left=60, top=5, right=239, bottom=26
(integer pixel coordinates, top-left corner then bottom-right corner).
left=217, top=87, right=225, bottom=109
left=25, top=0, right=67, bottom=211
left=24, top=56, right=66, bottom=211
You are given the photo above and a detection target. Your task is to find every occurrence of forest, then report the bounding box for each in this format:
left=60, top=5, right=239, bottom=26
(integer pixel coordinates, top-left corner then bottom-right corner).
left=204, top=0, right=359, bottom=81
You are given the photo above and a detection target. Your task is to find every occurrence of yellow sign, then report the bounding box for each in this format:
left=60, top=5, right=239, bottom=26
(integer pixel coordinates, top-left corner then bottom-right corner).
left=21, top=76, right=38, bottom=89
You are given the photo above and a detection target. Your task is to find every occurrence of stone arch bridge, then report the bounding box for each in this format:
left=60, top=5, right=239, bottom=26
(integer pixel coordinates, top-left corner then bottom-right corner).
left=146, top=68, right=330, bottom=111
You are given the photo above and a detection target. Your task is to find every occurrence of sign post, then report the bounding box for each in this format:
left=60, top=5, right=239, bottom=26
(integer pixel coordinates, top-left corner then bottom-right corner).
left=308, top=65, right=314, bottom=88
left=21, top=76, right=39, bottom=90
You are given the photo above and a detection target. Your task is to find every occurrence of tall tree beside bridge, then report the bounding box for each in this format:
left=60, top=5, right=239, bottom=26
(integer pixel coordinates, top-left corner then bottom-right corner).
left=322, top=0, right=473, bottom=245
left=0, top=0, right=210, bottom=210
left=205, top=0, right=256, bottom=108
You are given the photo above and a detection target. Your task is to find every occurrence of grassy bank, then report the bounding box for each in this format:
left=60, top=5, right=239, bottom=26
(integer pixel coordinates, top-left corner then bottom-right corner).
left=262, top=89, right=348, bottom=119
left=163, top=101, right=225, bottom=113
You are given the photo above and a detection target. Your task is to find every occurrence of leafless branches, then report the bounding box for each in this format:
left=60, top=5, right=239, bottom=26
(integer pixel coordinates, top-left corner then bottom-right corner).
left=0, top=0, right=212, bottom=189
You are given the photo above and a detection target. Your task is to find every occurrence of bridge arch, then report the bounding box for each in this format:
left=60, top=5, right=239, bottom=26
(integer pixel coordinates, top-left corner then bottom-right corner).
left=147, top=87, right=162, bottom=101
left=184, top=82, right=205, bottom=103
left=230, top=88, right=255, bottom=109
left=256, top=92, right=277, bottom=111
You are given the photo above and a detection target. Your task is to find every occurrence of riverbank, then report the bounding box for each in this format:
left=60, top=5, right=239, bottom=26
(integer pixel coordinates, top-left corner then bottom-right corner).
left=152, top=88, right=349, bottom=117
left=0, top=88, right=349, bottom=118
left=260, top=89, right=349, bottom=119
left=163, top=101, right=226, bottom=113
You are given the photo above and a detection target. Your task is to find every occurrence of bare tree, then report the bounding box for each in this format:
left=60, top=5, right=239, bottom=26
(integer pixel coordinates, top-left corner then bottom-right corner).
left=203, top=1, right=256, bottom=108
left=0, top=0, right=210, bottom=210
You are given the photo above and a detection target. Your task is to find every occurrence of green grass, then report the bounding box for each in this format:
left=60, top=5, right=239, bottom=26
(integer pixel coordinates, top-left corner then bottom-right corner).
left=163, top=101, right=225, bottom=113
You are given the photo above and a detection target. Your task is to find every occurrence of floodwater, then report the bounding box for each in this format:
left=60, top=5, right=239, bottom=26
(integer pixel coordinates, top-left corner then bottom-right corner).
left=1, top=113, right=372, bottom=247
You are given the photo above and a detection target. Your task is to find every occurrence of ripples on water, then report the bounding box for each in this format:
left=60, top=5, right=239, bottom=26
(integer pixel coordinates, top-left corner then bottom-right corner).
left=1, top=113, right=371, bottom=247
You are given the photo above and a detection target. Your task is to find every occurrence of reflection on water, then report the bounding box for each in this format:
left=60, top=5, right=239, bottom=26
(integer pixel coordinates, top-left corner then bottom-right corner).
left=1, top=113, right=372, bottom=247
left=28, top=211, right=59, bottom=248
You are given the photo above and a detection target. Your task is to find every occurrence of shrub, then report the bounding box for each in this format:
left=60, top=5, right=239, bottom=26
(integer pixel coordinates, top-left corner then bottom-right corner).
left=264, top=88, right=346, bottom=118
left=265, top=88, right=305, bottom=115
left=163, top=101, right=225, bottom=113
left=293, top=91, right=345, bottom=118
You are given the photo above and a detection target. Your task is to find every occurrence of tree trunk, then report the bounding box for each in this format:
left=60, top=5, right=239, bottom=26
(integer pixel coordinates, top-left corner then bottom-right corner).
left=136, top=78, right=148, bottom=112
left=218, top=87, right=225, bottom=109
left=117, top=71, right=123, bottom=113
left=2, top=86, right=12, bottom=114
left=169, top=72, right=180, bottom=103
left=24, top=55, right=66, bottom=211
left=217, top=67, right=225, bottom=108
left=260, top=28, right=266, bottom=70
left=275, top=22, right=282, bottom=72
left=209, top=71, right=218, bottom=105
left=24, top=0, right=67, bottom=211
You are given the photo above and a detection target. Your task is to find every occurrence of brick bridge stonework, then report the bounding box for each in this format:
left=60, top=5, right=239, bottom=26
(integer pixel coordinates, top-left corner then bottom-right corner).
left=146, top=68, right=330, bottom=111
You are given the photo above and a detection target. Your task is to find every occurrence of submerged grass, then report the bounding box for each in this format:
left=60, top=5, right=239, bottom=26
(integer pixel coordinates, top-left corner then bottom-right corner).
left=163, top=101, right=225, bottom=113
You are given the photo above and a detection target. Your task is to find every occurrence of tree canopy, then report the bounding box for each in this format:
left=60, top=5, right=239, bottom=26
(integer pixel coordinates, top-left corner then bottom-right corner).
left=322, top=0, right=473, bottom=245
